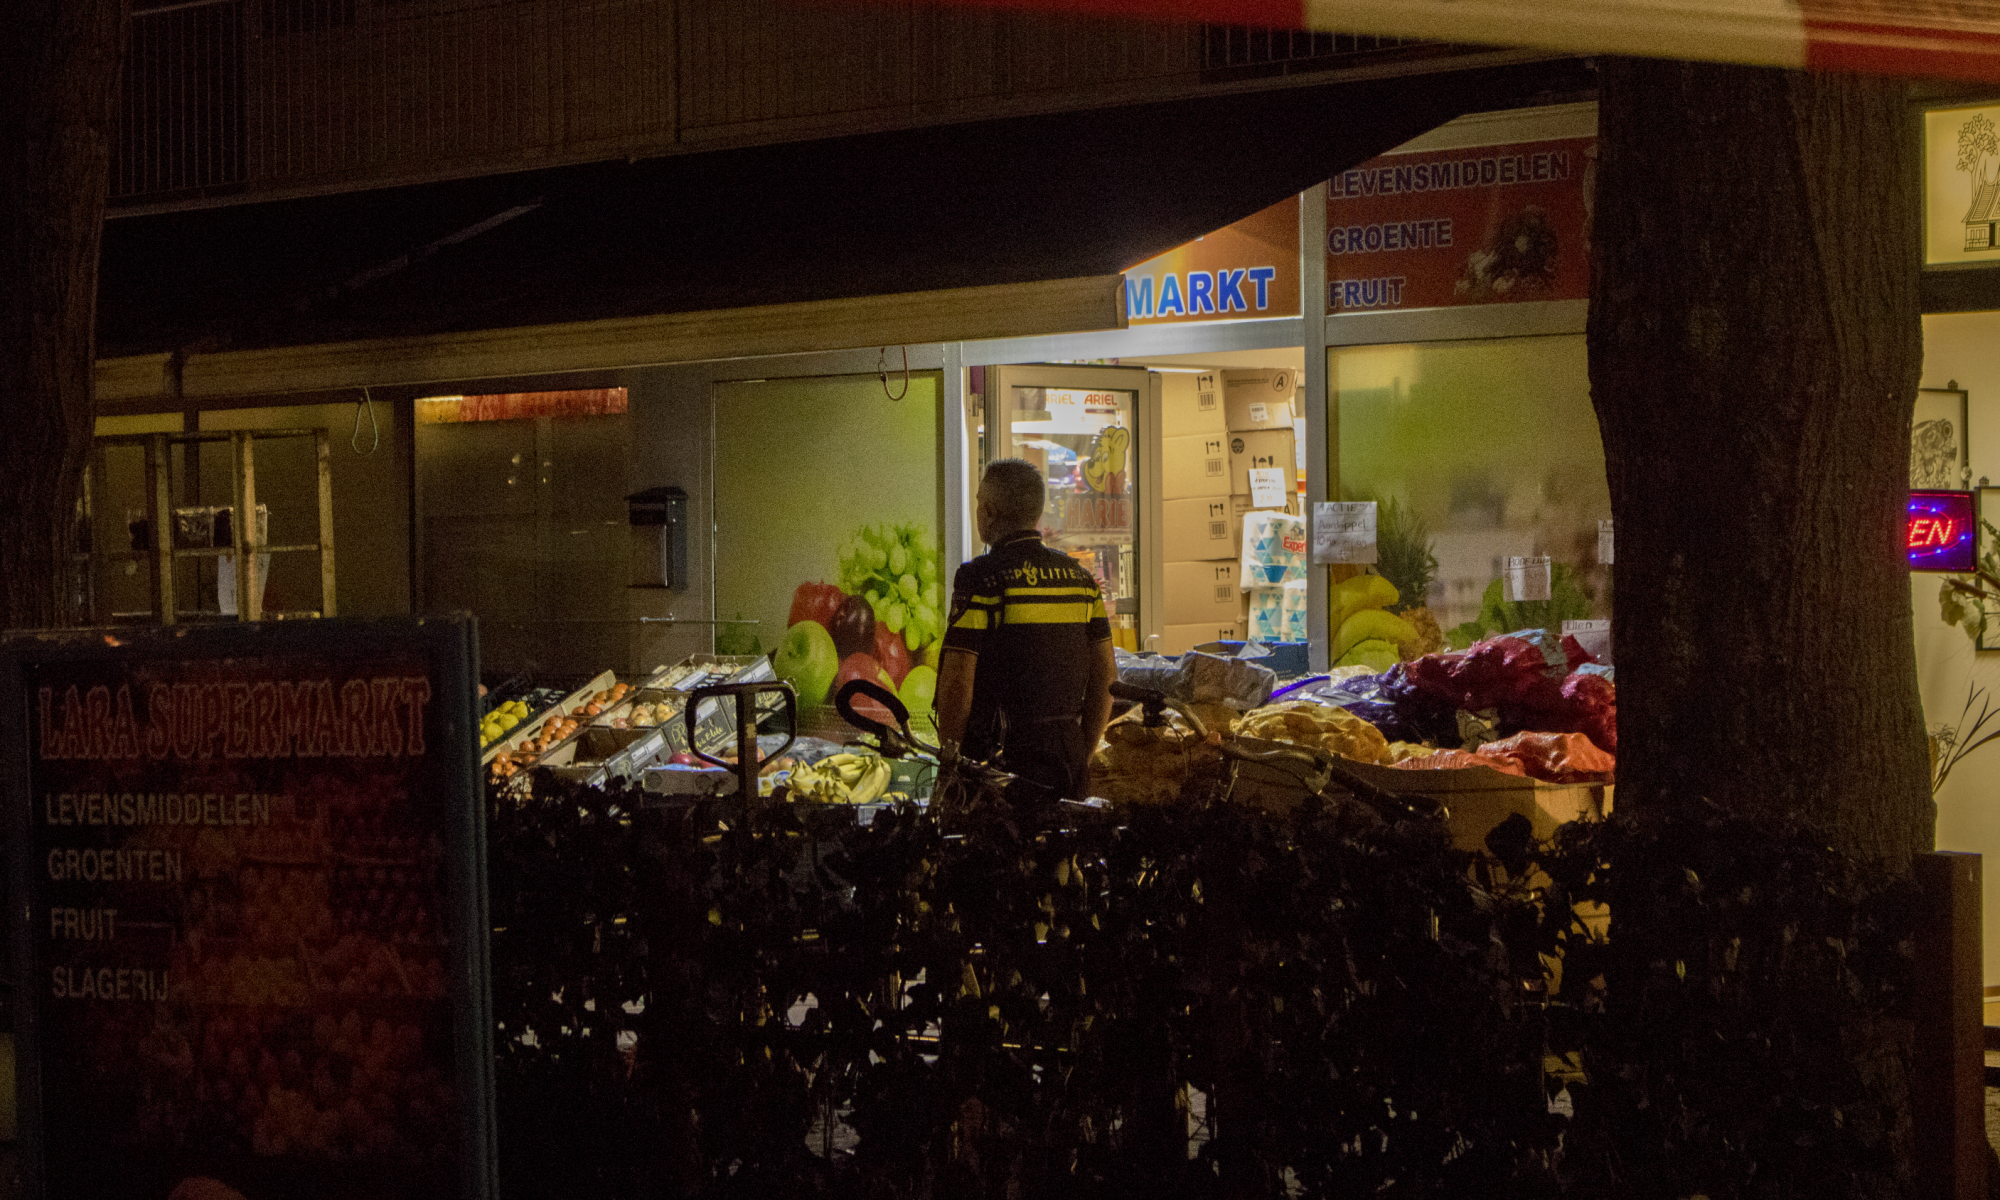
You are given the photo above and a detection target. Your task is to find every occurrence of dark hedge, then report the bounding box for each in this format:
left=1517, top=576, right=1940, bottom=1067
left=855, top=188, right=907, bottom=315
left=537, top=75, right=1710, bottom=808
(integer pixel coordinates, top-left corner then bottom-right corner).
left=485, top=778, right=1919, bottom=1200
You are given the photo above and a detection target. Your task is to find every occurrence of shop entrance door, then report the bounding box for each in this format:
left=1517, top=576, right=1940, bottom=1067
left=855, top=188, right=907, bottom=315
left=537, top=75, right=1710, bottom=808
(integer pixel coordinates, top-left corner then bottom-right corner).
left=982, top=365, right=1155, bottom=650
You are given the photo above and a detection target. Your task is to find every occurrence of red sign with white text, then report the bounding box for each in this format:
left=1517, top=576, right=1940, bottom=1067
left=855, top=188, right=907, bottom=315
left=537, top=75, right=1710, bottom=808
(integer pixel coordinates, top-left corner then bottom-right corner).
left=1325, top=136, right=1595, bottom=313
left=5, top=618, right=493, bottom=1200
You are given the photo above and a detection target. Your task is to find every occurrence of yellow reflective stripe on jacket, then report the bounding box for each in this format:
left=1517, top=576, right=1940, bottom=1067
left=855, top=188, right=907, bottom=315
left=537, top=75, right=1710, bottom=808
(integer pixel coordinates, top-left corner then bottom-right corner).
left=1000, top=603, right=1097, bottom=625
left=999, top=587, right=1100, bottom=625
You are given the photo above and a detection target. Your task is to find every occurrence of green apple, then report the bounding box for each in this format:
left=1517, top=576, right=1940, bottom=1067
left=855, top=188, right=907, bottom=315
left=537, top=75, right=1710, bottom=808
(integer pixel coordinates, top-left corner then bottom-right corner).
left=774, top=620, right=840, bottom=705
left=898, top=664, right=938, bottom=735
left=921, top=638, right=941, bottom=671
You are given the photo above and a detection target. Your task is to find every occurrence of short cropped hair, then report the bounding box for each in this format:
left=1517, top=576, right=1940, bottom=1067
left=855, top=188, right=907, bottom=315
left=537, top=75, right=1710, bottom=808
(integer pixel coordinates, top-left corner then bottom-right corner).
left=981, top=459, right=1045, bottom=532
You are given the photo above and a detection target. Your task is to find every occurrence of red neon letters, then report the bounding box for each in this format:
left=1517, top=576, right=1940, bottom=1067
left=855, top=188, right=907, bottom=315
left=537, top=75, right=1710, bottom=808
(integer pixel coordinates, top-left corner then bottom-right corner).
left=1908, top=516, right=1958, bottom=549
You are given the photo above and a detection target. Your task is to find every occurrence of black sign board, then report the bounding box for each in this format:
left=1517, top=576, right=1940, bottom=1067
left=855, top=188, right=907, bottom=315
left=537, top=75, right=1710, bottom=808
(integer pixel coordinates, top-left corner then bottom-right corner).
left=1, top=617, right=494, bottom=1200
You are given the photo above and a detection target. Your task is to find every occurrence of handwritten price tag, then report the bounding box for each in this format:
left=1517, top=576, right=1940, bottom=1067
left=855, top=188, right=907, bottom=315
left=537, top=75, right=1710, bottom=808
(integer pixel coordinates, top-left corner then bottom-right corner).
left=1312, top=501, right=1378, bottom=564
left=1248, top=467, right=1288, bottom=509
left=1506, top=555, right=1552, bottom=602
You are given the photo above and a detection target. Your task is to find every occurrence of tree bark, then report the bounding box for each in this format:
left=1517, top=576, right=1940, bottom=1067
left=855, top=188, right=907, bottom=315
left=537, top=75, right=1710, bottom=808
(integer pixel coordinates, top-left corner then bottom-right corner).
left=1589, top=59, right=1932, bottom=864
left=0, top=0, right=128, bottom=630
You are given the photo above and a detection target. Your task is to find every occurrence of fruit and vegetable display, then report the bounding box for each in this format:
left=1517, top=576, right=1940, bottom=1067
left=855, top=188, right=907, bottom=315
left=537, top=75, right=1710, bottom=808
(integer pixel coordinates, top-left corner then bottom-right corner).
left=1323, top=630, right=1616, bottom=760
left=1391, top=730, right=1615, bottom=784
left=516, top=716, right=579, bottom=758
left=1445, top=563, right=1594, bottom=649
left=1091, top=630, right=1616, bottom=804
left=1330, top=574, right=1445, bottom=671
left=481, top=660, right=779, bottom=793
left=578, top=681, right=633, bottom=718
left=774, top=523, right=943, bottom=729
left=1236, top=701, right=1393, bottom=763
left=488, top=714, right=580, bottom=784
left=607, top=700, right=675, bottom=729
left=781, top=751, right=893, bottom=805
left=1087, top=709, right=1221, bottom=807
left=480, top=699, right=530, bottom=749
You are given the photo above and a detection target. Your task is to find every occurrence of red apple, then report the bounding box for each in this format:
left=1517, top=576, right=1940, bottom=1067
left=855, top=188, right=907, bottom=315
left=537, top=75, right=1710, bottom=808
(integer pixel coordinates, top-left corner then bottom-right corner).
left=833, top=653, right=895, bottom=724
left=788, top=582, right=845, bottom=632
left=872, top=620, right=913, bottom=687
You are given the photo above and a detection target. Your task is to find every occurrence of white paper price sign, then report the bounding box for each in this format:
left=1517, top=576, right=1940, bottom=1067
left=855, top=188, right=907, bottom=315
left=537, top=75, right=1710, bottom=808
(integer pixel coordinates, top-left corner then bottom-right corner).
left=1598, top=519, right=1614, bottom=565
left=1312, top=501, right=1378, bottom=564
left=1248, top=467, right=1288, bottom=509
left=1506, top=555, right=1552, bottom=602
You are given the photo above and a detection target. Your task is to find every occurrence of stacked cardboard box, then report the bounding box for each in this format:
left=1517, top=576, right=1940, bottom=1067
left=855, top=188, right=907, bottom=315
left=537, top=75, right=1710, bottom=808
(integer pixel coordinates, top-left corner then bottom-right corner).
left=1159, top=372, right=1242, bottom=653
left=1223, top=369, right=1297, bottom=502
left=1154, top=368, right=1311, bottom=654
left=1222, top=368, right=1296, bottom=433
left=1222, top=370, right=1300, bottom=649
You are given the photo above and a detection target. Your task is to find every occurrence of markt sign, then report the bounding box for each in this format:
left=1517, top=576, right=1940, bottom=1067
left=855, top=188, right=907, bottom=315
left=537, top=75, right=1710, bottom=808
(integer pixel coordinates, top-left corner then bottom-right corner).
left=2, top=617, right=494, bottom=1200
left=1123, top=194, right=1300, bottom=325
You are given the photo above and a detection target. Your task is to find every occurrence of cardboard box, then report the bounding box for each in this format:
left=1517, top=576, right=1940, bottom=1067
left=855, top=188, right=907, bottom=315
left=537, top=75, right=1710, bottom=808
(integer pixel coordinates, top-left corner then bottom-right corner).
left=1161, top=621, right=1244, bottom=656
left=1223, top=368, right=1297, bottom=432
left=1340, top=759, right=1607, bottom=853
left=1184, top=493, right=1299, bottom=555
left=1159, top=370, right=1228, bottom=438
left=1227, top=429, right=1297, bottom=497
left=1162, top=433, right=1231, bottom=500
left=1162, top=497, right=1237, bottom=562
left=1162, top=560, right=1245, bottom=625
left=1224, top=493, right=1296, bottom=544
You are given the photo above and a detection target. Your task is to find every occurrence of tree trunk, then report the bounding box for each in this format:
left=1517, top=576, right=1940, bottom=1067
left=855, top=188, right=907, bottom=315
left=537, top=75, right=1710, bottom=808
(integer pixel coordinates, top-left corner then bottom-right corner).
left=1589, top=59, right=1932, bottom=864
left=0, top=0, right=128, bottom=630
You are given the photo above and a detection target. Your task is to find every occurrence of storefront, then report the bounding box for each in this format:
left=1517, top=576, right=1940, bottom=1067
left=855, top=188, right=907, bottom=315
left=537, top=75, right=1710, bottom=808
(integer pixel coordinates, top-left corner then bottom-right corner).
left=1910, top=96, right=2000, bottom=1015
left=962, top=99, right=1606, bottom=668
left=83, top=101, right=1608, bottom=699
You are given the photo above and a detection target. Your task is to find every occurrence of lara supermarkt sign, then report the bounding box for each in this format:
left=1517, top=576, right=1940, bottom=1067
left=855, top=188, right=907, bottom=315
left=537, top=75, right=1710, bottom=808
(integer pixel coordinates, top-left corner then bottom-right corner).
left=5, top=619, right=492, bottom=1200
left=35, top=674, right=434, bottom=762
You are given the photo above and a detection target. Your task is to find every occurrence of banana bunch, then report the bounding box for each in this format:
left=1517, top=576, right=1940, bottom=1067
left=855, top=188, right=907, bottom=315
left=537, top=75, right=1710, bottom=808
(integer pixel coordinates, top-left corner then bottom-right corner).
left=785, top=752, right=891, bottom=804
left=1082, top=424, right=1130, bottom=493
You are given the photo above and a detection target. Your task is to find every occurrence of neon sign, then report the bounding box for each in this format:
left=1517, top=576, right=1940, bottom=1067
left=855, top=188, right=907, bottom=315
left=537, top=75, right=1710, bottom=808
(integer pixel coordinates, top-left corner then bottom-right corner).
left=1908, top=490, right=1977, bottom=571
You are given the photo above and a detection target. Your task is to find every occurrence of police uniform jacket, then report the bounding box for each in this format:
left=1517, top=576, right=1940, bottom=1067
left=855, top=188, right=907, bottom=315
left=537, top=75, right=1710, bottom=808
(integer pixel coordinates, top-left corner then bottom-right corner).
left=941, top=530, right=1111, bottom=749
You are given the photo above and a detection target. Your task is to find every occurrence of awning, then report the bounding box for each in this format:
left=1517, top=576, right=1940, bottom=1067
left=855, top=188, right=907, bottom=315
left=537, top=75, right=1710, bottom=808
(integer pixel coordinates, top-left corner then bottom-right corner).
left=95, top=54, right=1593, bottom=394
left=876, top=0, right=2000, bottom=82
left=95, top=275, right=1126, bottom=403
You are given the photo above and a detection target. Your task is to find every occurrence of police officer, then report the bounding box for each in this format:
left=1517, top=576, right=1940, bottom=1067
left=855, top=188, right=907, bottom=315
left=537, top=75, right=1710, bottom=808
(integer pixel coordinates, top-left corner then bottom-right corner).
left=934, top=459, right=1115, bottom=799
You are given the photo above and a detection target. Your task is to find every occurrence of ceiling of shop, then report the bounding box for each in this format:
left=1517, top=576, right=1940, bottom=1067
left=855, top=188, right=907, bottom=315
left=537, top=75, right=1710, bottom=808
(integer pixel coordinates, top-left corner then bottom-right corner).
left=96, top=55, right=1593, bottom=360
left=1133, top=349, right=1309, bottom=373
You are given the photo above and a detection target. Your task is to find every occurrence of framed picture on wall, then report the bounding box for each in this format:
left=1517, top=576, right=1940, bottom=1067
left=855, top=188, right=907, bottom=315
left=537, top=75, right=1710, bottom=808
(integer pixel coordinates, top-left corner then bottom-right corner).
left=1977, top=487, right=2000, bottom=650
left=1913, top=385, right=1970, bottom=490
